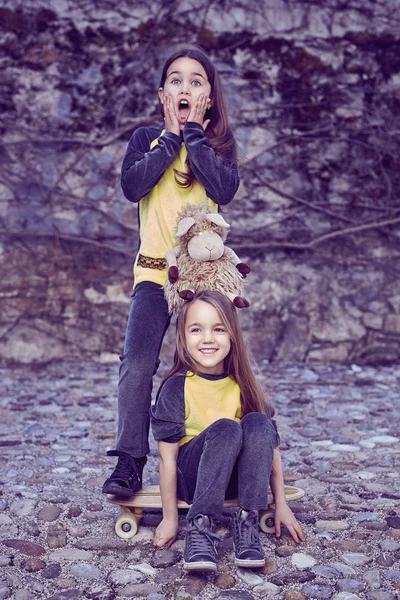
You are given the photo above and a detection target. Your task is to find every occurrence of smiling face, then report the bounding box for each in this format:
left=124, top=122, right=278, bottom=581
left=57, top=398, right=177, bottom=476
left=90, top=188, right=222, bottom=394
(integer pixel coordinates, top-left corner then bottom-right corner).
left=158, top=57, right=212, bottom=127
left=184, top=299, right=231, bottom=375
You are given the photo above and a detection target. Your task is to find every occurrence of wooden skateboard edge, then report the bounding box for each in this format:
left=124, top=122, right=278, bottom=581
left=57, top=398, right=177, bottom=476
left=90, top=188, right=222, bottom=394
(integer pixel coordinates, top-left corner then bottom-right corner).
left=107, top=485, right=304, bottom=510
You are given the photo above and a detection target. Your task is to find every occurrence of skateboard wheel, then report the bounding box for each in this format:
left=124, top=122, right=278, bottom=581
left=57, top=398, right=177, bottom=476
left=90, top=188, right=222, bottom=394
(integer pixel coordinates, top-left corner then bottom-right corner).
left=115, top=513, right=138, bottom=540
left=259, top=509, right=275, bottom=534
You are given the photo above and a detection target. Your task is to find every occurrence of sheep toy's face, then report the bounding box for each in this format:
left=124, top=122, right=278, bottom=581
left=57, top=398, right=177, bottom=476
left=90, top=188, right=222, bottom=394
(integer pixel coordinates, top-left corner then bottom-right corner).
left=187, top=230, right=225, bottom=261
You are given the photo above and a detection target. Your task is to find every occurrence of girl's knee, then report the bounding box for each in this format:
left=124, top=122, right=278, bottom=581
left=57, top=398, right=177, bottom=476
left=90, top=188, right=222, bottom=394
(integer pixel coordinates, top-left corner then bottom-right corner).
left=241, top=412, right=276, bottom=439
left=208, top=418, right=242, bottom=444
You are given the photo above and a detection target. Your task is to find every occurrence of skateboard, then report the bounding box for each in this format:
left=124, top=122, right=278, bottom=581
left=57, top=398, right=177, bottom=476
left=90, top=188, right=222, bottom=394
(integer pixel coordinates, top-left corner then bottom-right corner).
left=108, top=485, right=304, bottom=540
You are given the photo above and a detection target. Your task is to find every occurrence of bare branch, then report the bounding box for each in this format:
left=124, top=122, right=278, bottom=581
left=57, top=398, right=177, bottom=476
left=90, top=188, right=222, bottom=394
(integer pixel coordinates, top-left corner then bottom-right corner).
left=232, top=215, right=400, bottom=251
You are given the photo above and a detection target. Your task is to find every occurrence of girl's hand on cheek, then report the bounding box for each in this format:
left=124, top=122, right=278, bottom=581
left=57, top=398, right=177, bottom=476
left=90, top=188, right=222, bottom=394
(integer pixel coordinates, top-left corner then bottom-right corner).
left=164, top=94, right=180, bottom=137
left=188, top=93, right=210, bottom=130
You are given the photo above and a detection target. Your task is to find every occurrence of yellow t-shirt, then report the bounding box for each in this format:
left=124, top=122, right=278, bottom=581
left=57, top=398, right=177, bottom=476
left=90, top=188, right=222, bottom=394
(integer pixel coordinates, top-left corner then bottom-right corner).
left=180, top=373, right=242, bottom=446
left=133, top=133, right=217, bottom=288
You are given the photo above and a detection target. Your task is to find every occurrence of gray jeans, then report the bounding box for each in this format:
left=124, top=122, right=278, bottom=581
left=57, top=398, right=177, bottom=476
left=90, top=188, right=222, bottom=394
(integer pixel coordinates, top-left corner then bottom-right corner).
left=177, top=413, right=277, bottom=520
left=116, top=281, right=170, bottom=457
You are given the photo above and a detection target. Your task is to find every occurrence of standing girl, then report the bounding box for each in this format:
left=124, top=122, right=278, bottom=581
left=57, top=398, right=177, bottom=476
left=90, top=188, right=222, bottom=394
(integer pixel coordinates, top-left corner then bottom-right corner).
left=151, top=291, right=304, bottom=571
left=102, top=48, right=240, bottom=496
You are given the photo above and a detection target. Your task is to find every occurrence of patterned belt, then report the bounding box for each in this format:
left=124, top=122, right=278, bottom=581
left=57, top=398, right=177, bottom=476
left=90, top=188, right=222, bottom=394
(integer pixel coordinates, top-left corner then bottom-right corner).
left=137, top=254, right=167, bottom=270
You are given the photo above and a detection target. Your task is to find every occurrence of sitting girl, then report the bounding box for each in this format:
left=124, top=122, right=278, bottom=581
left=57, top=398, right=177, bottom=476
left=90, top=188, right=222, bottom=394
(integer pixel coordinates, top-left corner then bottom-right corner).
left=150, top=290, right=304, bottom=571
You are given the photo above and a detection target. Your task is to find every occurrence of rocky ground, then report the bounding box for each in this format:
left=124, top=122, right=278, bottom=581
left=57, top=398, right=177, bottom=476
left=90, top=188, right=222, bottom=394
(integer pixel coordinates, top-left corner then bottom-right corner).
left=0, top=359, right=399, bottom=600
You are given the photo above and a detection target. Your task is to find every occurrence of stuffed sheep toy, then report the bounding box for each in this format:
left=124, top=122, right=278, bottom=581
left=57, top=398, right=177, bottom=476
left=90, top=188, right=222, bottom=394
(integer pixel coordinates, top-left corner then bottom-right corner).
left=164, top=203, right=251, bottom=314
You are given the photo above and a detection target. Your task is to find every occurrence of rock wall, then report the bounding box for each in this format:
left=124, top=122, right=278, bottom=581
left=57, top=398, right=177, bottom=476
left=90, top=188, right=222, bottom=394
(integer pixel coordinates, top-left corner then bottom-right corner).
left=1, top=0, right=400, bottom=364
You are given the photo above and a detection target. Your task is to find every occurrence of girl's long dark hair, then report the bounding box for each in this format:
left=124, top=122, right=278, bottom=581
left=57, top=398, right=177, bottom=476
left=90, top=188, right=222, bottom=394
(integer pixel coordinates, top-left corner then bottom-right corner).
left=157, top=291, right=273, bottom=418
left=159, top=47, right=237, bottom=187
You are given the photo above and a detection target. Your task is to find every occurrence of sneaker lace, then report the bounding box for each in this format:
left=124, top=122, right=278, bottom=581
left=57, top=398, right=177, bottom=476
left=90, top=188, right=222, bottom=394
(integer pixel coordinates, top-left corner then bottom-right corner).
left=187, top=516, right=220, bottom=557
left=236, top=510, right=261, bottom=551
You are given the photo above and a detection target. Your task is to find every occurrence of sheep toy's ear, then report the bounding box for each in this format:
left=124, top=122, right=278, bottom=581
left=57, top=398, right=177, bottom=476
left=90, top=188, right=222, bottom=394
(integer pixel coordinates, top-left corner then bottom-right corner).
left=176, top=217, right=196, bottom=237
left=206, top=213, right=230, bottom=228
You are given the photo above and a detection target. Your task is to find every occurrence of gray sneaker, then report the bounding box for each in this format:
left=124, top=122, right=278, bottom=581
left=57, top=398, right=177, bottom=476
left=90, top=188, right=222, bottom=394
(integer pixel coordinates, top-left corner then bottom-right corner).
left=183, top=514, right=220, bottom=571
left=233, top=509, right=265, bottom=568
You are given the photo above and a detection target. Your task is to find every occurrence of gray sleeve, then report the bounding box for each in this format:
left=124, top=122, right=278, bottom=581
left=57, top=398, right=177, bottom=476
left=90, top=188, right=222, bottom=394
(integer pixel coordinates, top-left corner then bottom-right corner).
left=150, top=376, right=186, bottom=443
left=121, top=127, right=181, bottom=203
left=271, top=419, right=280, bottom=448
left=269, top=406, right=280, bottom=448
left=182, top=122, right=240, bottom=205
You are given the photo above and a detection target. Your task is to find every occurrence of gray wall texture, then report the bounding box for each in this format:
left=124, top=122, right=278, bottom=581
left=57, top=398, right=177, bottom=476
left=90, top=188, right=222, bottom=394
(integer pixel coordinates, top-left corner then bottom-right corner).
left=1, top=0, right=400, bottom=364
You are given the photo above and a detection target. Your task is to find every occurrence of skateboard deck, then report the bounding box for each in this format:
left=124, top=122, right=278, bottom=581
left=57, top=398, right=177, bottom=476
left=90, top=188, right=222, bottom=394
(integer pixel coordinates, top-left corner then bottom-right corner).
left=108, top=484, right=304, bottom=540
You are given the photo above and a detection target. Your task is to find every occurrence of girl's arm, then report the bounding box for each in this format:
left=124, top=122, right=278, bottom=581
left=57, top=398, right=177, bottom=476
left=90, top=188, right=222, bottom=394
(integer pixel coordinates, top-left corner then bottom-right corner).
left=270, top=448, right=304, bottom=543
left=153, top=440, right=180, bottom=548
left=121, top=127, right=181, bottom=203
left=183, top=122, right=240, bottom=206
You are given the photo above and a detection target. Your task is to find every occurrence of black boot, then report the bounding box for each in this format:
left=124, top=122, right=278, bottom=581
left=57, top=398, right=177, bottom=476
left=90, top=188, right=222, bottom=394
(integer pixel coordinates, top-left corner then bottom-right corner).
left=102, top=450, right=147, bottom=497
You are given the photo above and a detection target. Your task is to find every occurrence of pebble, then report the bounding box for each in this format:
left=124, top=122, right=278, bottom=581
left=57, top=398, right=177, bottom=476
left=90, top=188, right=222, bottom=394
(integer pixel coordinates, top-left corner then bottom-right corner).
left=252, top=581, right=280, bottom=595
left=3, top=540, right=45, bottom=556
left=330, top=562, right=356, bottom=576
left=365, top=436, right=398, bottom=445
left=154, top=565, right=182, bottom=584
left=312, top=565, right=341, bottom=578
left=184, top=576, right=207, bottom=595
left=70, top=562, right=102, bottom=580
left=316, top=520, right=349, bottom=530
left=128, top=563, right=156, bottom=576
left=291, top=553, right=317, bottom=569
left=41, top=562, right=62, bottom=579
left=376, top=553, right=394, bottom=567
left=284, top=592, right=307, bottom=600
left=14, top=591, right=33, bottom=600
left=47, top=591, right=83, bottom=599
left=301, top=582, right=333, bottom=599
left=22, top=557, right=46, bottom=572
left=86, top=502, right=103, bottom=512
left=151, top=549, right=180, bottom=568
left=363, top=569, right=381, bottom=590
left=67, top=524, right=87, bottom=537
left=276, top=545, right=295, bottom=557
left=379, top=540, right=400, bottom=551
left=109, top=569, right=145, bottom=586
left=271, top=572, right=316, bottom=585
left=366, top=594, right=397, bottom=600
left=117, top=584, right=161, bottom=598
left=237, top=569, right=263, bottom=586
left=0, top=515, right=12, bottom=527
left=9, top=499, right=36, bottom=517
left=47, top=525, right=68, bottom=548
left=352, top=512, right=381, bottom=523
left=213, top=592, right=254, bottom=600
left=386, top=516, right=400, bottom=529
left=37, top=506, right=62, bottom=522
left=215, top=574, right=236, bottom=589
left=336, top=580, right=366, bottom=592
left=51, top=549, right=93, bottom=561
left=261, top=557, right=277, bottom=574
left=332, top=594, right=361, bottom=600
left=385, top=569, right=400, bottom=581
left=341, top=553, right=372, bottom=566
left=67, top=506, right=82, bottom=518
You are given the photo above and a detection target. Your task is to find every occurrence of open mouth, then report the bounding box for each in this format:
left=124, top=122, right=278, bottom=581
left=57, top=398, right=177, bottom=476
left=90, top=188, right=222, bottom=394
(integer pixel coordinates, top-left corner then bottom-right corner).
left=178, top=99, right=190, bottom=123
left=199, top=348, right=218, bottom=355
